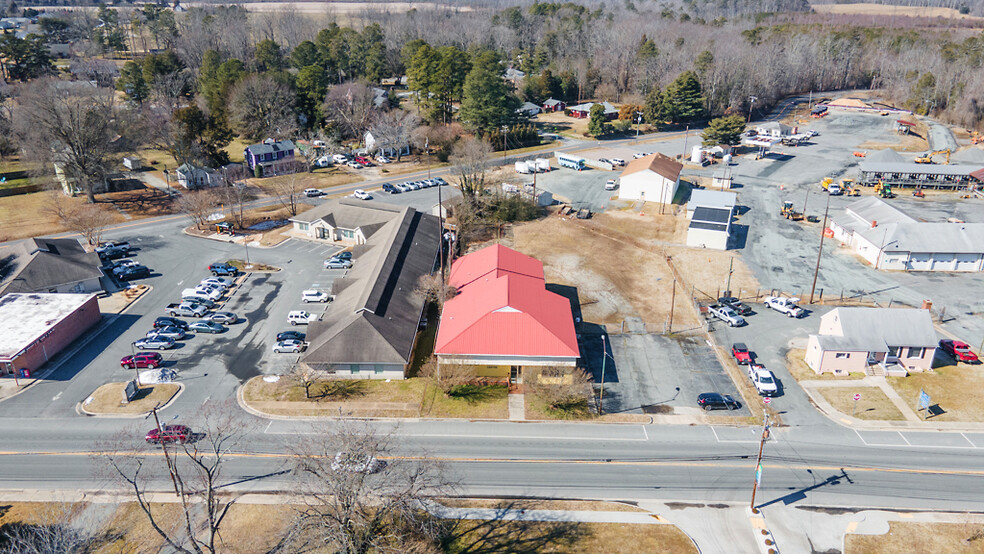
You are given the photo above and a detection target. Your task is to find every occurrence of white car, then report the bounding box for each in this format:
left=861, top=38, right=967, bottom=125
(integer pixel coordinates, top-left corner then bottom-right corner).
left=200, top=277, right=233, bottom=290
left=288, top=310, right=318, bottom=325
left=347, top=161, right=363, bottom=169
left=302, top=289, right=330, bottom=303
left=272, top=339, right=306, bottom=353
left=353, top=189, right=372, bottom=200
left=611, top=158, right=625, bottom=166
left=605, top=179, right=618, bottom=190
left=375, top=156, right=390, bottom=164
left=748, top=365, right=778, bottom=397
left=194, top=285, right=224, bottom=300
left=333, top=154, right=349, bottom=164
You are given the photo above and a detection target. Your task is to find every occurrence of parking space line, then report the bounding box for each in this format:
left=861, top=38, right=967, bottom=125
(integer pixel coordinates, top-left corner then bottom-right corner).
left=853, top=429, right=868, bottom=446
left=898, top=432, right=912, bottom=446
left=960, top=433, right=977, bottom=447
left=710, top=426, right=720, bottom=442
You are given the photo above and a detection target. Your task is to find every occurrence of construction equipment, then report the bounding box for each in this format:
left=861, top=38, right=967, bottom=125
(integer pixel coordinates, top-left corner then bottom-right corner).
left=842, top=178, right=860, bottom=196
left=853, top=151, right=867, bottom=158
left=970, top=131, right=983, bottom=144
left=781, top=201, right=804, bottom=221
left=874, top=181, right=895, bottom=199
left=912, top=189, right=925, bottom=198
left=914, top=149, right=950, bottom=164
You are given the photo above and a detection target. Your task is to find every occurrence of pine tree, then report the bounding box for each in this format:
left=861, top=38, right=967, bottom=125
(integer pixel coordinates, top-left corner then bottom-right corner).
left=663, top=70, right=706, bottom=123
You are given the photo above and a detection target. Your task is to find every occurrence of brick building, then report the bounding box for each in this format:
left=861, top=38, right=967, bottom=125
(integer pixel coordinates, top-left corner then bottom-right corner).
left=0, top=293, right=101, bottom=378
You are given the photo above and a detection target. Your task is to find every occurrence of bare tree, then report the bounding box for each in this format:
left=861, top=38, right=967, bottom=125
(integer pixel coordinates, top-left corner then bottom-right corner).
left=16, top=79, right=124, bottom=203
left=525, top=367, right=594, bottom=416
left=285, top=364, right=321, bottom=399
left=414, top=272, right=457, bottom=309
left=287, top=420, right=453, bottom=554
left=367, top=109, right=420, bottom=161
left=450, top=137, right=494, bottom=197
left=324, top=82, right=379, bottom=140
left=420, top=359, right=475, bottom=396
left=219, top=181, right=257, bottom=229
left=0, top=503, right=104, bottom=554
left=104, top=401, right=255, bottom=554
left=228, top=74, right=298, bottom=142
left=271, top=172, right=305, bottom=216
left=43, top=192, right=116, bottom=246
left=176, top=189, right=219, bottom=230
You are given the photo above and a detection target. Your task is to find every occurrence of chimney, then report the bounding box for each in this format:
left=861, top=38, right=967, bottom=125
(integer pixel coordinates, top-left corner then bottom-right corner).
left=921, top=300, right=933, bottom=311
left=871, top=220, right=877, bottom=228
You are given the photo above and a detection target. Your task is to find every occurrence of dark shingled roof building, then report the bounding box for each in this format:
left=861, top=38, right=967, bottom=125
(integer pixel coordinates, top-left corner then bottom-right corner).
left=0, top=238, right=105, bottom=297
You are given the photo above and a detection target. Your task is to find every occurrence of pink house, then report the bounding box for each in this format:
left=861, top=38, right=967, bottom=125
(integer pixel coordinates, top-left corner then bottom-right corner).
left=805, top=308, right=937, bottom=376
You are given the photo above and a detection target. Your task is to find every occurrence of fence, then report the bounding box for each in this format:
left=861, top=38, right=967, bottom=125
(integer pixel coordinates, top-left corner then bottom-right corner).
left=0, top=183, right=44, bottom=198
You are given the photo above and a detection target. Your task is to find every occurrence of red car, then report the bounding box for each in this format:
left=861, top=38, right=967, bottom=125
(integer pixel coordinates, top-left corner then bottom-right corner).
left=145, top=425, right=191, bottom=444
left=939, top=339, right=979, bottom=363
left=121, top=352, right=164, bottom=369
left=731, top=343, right=752, bottom=365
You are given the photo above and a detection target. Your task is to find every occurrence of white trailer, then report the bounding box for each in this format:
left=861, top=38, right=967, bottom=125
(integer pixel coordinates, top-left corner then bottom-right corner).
left=515, top=161, right=531, bottom=174
left=535, top=158, right=551, bottom=172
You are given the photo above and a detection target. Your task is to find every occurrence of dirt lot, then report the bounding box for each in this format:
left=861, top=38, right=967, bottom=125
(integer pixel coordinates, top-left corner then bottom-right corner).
left=887, top=362, right=984, bottom=422
left=507, top=207, right=758, bottom=328
left=811, top=3, right=984, bottom=22
left=815, top=386, right=906, bottom=421
left=846, top=521, right=984, bottom=554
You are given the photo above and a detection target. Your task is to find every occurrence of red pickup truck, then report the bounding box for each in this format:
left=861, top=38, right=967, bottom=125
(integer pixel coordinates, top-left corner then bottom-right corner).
left=731, top=343, right=752, bottom=365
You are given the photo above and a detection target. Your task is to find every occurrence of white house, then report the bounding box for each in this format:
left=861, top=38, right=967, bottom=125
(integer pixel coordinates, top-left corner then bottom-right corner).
left=756, top=121, right=792, bottom=138
left=364, top=131, right=410, bottom=158
left=516, top=101, right=541, bottom=116
left=829, top=197, right=984, bottom=272
left=174, top=164, right=221, bottom=189
left=617, top=153, right=682, bottom=204
left=685, top=189, right=736, bottom=250
left=290, top=198, right=407, bottom=245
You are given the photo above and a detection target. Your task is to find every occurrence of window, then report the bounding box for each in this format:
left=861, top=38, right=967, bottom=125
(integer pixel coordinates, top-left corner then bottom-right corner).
left=298, top=223, right=309, bottom=231
left=835, top=353, right=849, bottom=359
left=341, top=229, right=355, bottom=239
left=887, top=346, right=900, bottom=358
left=351, top=367, right=360, bottom=375
left=907, top=347, right=924, bottom=359
left=374, top=365, right=385, bottom=374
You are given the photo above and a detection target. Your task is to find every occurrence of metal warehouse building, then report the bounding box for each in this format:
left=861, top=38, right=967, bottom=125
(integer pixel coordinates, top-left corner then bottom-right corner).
left=858, top=161, right=984, bottom=189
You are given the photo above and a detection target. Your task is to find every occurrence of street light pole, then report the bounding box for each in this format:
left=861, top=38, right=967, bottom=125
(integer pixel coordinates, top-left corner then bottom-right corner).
left=149, top=405, right=180, bottom=496
left=809, top=193, right=831, bottom=304
left=747, top=96, right=758, bottom=125
left=598, top=335, right=607, bottom=415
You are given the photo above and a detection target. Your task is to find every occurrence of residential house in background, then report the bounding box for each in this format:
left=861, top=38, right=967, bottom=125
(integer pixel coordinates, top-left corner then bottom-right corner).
left=299, top=203, right=440, bottom=379
left=174, top=163, right=222, bottom=189
left=435, top=244, right=580, bottom=381
left=542, top=98, right=566, bottom=112
left=0, top=238, right=105, bottom=297
left=829, top=197, right=984, bottom=271
left=755, top=122, right=792, bottom=139
left=504, top=67, right=525, bottom=84
left=805, top=307, right=937, bottom=376
left=364, top=131, right=410, bottom=158
left=243, top=139, right=295, bottom=176
left=517, top=102, right=541, bottom=116
left=567, top=101, right=618, bottom=120
left=617, top=153, right=683, bottom=204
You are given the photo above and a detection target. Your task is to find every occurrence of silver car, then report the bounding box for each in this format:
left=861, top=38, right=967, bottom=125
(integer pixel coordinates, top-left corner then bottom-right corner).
left=272, top=339, right=306, bottom=354
left=207, top=311, right=238, bottom=324
left=133, top=336, right=176, bottom=350
left=147, top=326, right=186, bottom=340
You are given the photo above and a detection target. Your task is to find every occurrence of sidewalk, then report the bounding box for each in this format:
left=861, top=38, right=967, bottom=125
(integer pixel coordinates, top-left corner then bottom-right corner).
left=800, top=375, right=984, bottom=431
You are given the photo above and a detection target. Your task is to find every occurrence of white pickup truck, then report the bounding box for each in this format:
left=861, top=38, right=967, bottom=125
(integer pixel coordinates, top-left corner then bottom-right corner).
left=707, top=303, right=746, bottom=327
left=764, top=296, right=805, bottom=318
left=747, top=364, right=778, bottom=397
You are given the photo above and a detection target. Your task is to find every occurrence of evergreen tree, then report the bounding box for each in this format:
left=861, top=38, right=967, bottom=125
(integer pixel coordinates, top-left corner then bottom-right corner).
left=459, top=56, right=520, bottom=132
left=643, top=86, right=665, bottom=126
left=701, top=115, right=746, bottom=146
left=117, top=60, right=149, bottom=103
left=588, top=103, right=610, bottom=136
left=663, top=70, right=706, bottom=123
left=254, top=39, right=285, bottom=73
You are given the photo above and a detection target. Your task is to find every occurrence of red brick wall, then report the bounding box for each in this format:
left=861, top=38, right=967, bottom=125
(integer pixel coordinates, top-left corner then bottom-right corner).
left=10, top=296, right=101, bottom=375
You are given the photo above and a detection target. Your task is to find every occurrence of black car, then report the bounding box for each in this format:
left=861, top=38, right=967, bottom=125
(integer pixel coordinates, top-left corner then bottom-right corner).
left=154, top=317, right=189, bottom=330
left=276, top=331, right=306, bottom=342
left=99, top=247, right=129, bottom=261
left=718, top=297, right=753, bottom=316
left=118, top=265, right=150, bottom=280
left=330, top=251, right=353, bottom=262
left=381, top=183, right=399, bottom=194
left=697, top=393, right=741, bottom=411
left=209, top=263, right=238, bottom=277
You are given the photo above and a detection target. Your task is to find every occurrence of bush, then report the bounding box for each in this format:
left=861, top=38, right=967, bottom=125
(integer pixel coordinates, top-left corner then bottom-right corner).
left=492, top=195, right=539, bottom=222
left=526, top=367, right=594, bottom=418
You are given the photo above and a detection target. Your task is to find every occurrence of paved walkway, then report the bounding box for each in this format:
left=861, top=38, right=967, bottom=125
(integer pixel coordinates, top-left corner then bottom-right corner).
left=508, top=393, right=525, bottom=421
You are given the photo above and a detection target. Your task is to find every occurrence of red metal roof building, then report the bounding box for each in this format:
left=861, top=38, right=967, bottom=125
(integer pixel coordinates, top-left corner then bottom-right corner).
left=435, top=245, right=580, bottom=378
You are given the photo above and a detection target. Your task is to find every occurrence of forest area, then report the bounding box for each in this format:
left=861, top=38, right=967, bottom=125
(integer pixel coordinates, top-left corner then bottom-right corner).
left=0, top=0, right=983, bottom=195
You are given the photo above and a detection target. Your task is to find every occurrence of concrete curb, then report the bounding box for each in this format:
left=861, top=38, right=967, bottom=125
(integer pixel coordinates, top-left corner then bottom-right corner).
left=181, top=225, right=291, bottom=249
left=78, top=382, right=185, bottom=418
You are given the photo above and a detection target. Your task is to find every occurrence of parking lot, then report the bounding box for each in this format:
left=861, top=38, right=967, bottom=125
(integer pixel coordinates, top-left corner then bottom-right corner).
left=520, top=166, right=620, bottom=212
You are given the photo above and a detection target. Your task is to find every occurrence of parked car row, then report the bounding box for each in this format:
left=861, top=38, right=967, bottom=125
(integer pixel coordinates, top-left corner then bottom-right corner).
left=324, top=250, right=353, bottom=270
left=98, top=240, right=152, bottom=282
left=381, top=177, right=448, bottom=194
left=598, top=157, right=625, bottom=167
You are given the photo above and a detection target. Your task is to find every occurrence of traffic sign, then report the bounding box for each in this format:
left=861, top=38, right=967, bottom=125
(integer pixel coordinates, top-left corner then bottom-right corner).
left=763, top=397, right=771, bottom=404
left=854, top=393, right=861, bottom=401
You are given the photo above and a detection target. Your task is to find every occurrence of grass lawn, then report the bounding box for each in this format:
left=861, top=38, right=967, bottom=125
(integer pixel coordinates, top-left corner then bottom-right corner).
left=786, top=349, right=866, bottom=381
left=440, top=499, right=648, bottom=512
left=243, top=376, right=509, bottom=419
left=223, top=137, right=253, bottom=164
left=846, top=521, right=984, bottom=554
left=815, top=386, right=906, bottom=421
left=249, top=168, right=360, bottom=197
left=888, top=363, right=984, bottom=422
left=83, top=383, right=180, bottom=415
left=444, top=519, right=697, bottom=554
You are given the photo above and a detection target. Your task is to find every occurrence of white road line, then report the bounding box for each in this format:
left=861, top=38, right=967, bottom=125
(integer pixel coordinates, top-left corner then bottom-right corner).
left=853, top=429, right=868, bottom=446
left=51, top=392, right=62, bottom=402
left=898, top=432, right=912, bottom=446
left=960, top=433, right=976, bottom=447
left=264, top=429, right=650, bottom=441
left=709, top=426, right=761, bottom=444
left=202, top=396, right=210, bottom=405
left=710, top=427, right=721, bottom=442
left=642, top=426, right=649, bottom=441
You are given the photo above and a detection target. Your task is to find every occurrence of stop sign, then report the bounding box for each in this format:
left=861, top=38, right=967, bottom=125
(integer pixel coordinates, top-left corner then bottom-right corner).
left=854, top=393, right=861, bottom=401
left=763, top=397, right=771, bottom=404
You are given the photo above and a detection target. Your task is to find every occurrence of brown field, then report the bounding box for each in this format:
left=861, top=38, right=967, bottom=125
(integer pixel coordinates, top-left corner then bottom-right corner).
left=811, top=3, right=984, bottom=22
left=508, top=209, right=698, bottom=328
left=888, top=363, right=984, bottom=422
left=846, top=521, right=984, bottom=554
left=84, top=383, right=180, bottom=415
left=816, top=386, right=906, bottom=421
left=0, top=191, right=127, bottom=243
left=535, top=110, right=591, bottom=138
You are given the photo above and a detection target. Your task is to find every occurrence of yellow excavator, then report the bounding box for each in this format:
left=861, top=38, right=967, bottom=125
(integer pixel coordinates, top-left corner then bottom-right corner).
left=914, top=149, right=950, bottom=164
left=842, top=178, right=860, bottom=196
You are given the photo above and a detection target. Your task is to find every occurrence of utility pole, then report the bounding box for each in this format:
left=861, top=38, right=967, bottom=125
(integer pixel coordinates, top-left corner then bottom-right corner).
left=681, top=125, right=690, bottom=161
left=749, top=408, right=770, bottom=512
left=502, top=125, right=508, bottom=162
left=802, top=188, right=810, bottom=215
left=635, top=111, right=642, bottom=140
left=668, top=278, right=676, bottom=333
left=724, top=258, right=734, bottom=297
left=747, top=96, right=757, bottom=125
left=149, top=405, right=180, bottom=496
left=598, top=335, right=607, bottom=415
left=809, top=194, right=831, bottom=304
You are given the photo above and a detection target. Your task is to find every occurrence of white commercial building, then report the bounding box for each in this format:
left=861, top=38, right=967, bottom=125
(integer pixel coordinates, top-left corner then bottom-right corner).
left=685, top=189, right=736, bottom=250
left=829, top=197, right=984, bottom=272
left=617, top=153, right=682, bottom=204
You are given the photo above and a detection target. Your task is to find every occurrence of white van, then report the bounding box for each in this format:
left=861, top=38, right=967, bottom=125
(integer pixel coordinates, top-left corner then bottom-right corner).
left=288, top=310, right=318, bottom=325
